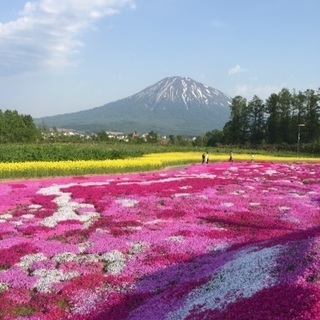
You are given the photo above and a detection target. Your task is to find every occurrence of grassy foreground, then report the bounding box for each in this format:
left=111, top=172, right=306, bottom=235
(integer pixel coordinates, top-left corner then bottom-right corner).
left=0, top=151, right=318, bottom=180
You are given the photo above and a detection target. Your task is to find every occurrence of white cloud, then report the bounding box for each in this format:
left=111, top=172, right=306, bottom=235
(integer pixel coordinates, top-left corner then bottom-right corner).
left=228, top=65, right=245, bottom=76
left=0, top=0, right=135, bottom=75
left=235, top=84, right=249, bottom=96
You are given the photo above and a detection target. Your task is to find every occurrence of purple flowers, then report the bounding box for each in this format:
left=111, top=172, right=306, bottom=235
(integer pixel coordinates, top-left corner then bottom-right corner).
left=0, top=162, right=320, bottom=319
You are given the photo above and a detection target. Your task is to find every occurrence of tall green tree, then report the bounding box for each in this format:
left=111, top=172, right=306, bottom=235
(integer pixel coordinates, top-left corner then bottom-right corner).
left=96, top=131, right=109, bottom=141
left=265, top=93, right=281, bottom=144
left=21, top=115, right=39, bottom=142
left=304, top=89, right=320, bottom=143
left=146, top=131, right=158, bottom=143
left=204, top=129, right=224, bottom=147
left=278, top=88, right=294, bottom=143
left=248, top=95, right=266, bottom=145
left=292, top=91, right=307, bottom=126
left=223, top=96, right=249, bottom=144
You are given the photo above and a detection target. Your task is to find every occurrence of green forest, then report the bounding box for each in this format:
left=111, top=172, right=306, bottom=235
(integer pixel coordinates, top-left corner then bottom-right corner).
left=205, top=88, right=320, bottom=154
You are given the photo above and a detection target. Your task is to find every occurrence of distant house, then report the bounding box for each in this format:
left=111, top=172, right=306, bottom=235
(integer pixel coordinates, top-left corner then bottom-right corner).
left=128, top=131, right=138, bottom=139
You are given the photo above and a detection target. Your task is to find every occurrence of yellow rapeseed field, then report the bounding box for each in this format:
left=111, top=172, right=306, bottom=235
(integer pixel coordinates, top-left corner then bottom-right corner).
left=0, top=152, right=317, bottom=180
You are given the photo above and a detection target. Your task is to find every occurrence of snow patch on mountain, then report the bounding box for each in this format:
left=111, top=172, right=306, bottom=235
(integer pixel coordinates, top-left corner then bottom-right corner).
left=133, top=76, right=231, bottom=111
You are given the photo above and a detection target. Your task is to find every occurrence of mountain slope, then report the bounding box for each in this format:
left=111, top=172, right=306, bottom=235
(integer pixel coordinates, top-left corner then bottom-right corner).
left=35, top=76, right=232, bottom=136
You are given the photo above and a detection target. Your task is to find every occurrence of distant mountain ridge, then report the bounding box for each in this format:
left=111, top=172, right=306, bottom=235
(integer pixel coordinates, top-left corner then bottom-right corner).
left=35, top=76, right=232, bottom=136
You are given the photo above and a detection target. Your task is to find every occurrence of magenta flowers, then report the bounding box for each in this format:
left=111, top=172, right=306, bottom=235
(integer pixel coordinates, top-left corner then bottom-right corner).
left=0, top=161, right=320, bottom=319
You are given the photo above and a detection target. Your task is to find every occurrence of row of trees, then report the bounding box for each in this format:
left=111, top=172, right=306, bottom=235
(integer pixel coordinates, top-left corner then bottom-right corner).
left=204, top=88, right=320, bottom=150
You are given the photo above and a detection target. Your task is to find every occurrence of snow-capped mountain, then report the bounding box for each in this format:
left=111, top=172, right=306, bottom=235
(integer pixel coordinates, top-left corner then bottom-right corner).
left=35, top=76, right=232, bottom=136
left=132, top=76, right=231, bottom=111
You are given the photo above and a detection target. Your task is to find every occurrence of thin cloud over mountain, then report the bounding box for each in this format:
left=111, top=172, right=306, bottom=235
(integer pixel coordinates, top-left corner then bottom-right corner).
left=228, top=65, right=246, bottom=76
left=235, top=84, right=285, bottom=99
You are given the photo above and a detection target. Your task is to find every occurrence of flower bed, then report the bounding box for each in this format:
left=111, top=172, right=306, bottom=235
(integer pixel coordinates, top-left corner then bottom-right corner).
left=0, top=161, right=320, bottom=319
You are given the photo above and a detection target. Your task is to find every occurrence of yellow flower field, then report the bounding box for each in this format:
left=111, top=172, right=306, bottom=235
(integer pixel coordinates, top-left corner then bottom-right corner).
left=0, top=152, right=318, bottom=180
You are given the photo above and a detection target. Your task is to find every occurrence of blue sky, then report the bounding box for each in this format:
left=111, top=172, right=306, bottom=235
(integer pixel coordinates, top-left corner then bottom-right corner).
left=0, top=0, right=319, bottom=118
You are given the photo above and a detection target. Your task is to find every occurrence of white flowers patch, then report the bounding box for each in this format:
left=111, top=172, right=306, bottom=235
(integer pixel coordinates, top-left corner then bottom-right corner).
left=0, top=213, right=13, bottom=221
left=78, top=241, right=92, bottom=254
left=53, top=252, right=79, bottom=264
left=70, top=289, right=102, bottom=316
left=144, top=219, right=167, bottom=225
left=122, top=225, right=142, bottom=231
left=211, top=225, right=227, bottom=231
left=289, top=192, right=305, bottom=198
left=128, top=241, right=150, bottom=255
left=221, top=202, right=234, bottom=207
left=53, top=251, right=100, bottom=265
left=101, top=250, right=127, bottom=275
left=21, top=214, right=35, bottom=219
left=115, top=199, right=139, bottom=208
left=265, top=169, right=278, bottom=175
left=198, top=195, right=209, bottom=200
left=0, top=282, right=9, bottom=293
left=249, top=202, right=260, bottom=206
left=173, top=193, right=191, bottom=198
left=119, top=177, right=185, bottom=186
left=166, top=244, right=282, bottom=319
left=210, top=241, right=231, bottom=252
left=28, top=204, right=42, bottom=212
left=279, top=206, right=290, bottom=211
left=168, top=235, right=184, bottom=243
left=33, top=269, right=79, bottom=293
left=195, top=173, right=217, bottom=179
left=179, top=186, right=192, bottom=190
left=38, top=183, right=100, bottom=227
left=231, top=190, right=245, bottom=195
left=17, top=253, right=47, bottom=270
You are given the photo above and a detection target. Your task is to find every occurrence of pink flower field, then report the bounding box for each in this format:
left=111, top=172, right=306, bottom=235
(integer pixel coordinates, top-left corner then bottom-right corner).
left=0, top=161, right=320, bottom=320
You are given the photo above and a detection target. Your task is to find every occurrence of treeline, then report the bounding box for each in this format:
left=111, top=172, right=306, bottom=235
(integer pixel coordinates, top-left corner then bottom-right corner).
left=203, top=88, right=320, bottom=153
left=0, top=110, right=39, bottom=143
left=1, top=87, right=320, bottom=155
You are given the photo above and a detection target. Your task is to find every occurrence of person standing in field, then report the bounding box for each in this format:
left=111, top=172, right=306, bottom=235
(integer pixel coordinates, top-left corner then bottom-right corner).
left=205, top=152, right=209, bottom=164
left=229, top=151, right=233, bottom=162
left=202, top=152, right=206, bottom=164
